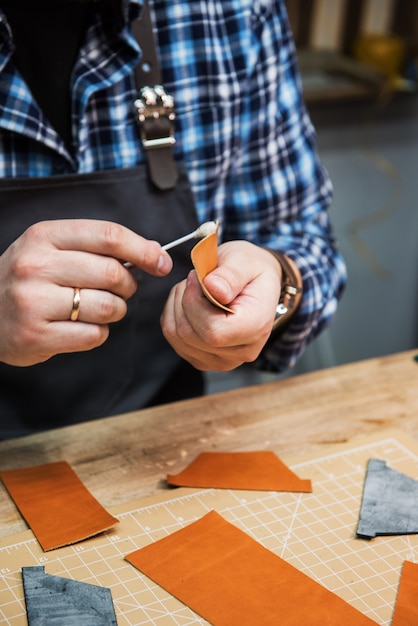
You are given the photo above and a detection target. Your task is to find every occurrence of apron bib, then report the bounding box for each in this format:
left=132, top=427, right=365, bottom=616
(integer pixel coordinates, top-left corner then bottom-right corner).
left=0, top=164, right=201, bottom=437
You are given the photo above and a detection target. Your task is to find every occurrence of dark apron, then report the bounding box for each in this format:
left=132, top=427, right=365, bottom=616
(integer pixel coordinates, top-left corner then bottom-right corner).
left=0, top=164, right=202, bottom=438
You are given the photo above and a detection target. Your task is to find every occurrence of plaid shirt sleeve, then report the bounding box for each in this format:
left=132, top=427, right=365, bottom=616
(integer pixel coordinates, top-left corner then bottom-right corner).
left=154, top=0, right=347, bottom=372
left=242, top=3, right=347, bottom=372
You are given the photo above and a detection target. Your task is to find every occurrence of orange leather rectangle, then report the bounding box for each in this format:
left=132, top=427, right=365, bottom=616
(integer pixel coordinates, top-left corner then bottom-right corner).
left=126, top=510, right=376, bottom=625
left=391, top=561, right=418, bottom=625
left=0, top=461, right=118, bottom=551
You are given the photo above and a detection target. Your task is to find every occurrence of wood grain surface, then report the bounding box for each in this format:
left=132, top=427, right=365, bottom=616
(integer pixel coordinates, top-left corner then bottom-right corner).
left=1, top=349, right=417, bottom=539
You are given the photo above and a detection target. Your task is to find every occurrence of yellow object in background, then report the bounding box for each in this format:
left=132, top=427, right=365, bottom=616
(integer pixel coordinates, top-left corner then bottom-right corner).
left=354, top=34, right=406, bottom=83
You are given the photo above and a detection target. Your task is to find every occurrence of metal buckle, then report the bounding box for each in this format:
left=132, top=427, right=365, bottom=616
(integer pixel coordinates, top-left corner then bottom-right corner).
left=134, top=85, right=176, bottom=150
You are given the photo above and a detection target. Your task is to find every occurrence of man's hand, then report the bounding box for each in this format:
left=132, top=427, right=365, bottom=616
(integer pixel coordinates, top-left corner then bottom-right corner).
left=0, top=219, right=172, bottom=366
left=161, top=241, right=282, bottom=371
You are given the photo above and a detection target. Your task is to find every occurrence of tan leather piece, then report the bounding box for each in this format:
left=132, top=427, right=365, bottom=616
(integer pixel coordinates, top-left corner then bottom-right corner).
left=0, top=461, right=118, bottom=551
left=126, top=510, right=376, bottom=626
left=166, top=450, right=312, bottom=492
left=391, top=561, right=418, bottom=625
left=190, top=223, right=234, bottom=313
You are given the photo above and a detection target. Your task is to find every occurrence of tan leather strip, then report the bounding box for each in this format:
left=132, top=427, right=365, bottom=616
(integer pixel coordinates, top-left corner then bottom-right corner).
left=191, top=222, right=234, bottom=313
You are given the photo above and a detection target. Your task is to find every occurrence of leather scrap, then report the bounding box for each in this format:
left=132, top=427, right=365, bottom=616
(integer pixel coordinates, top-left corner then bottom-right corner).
left=166, top=450, right=312, bottom=492
left=391, top=561, right=418, bottom=625
left=125, top=510, right=376, bottom=626
left=356, top=459, right=418, bottom=539
left=22, top=566, right=117, bottom=625
left=0, top=461, right=118, bottom=551
left=191, top=223, right=234, bottom=313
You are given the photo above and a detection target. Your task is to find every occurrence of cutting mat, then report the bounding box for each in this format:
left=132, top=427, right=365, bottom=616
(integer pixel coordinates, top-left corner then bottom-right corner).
left=1, top=429, right=418, bottom=625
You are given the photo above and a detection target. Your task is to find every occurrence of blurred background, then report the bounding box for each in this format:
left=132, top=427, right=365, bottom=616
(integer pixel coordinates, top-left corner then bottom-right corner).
left=206, top=0, right=418, bottom=393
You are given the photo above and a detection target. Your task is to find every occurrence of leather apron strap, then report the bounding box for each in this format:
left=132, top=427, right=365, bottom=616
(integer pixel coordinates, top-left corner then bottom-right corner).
left=133, top=0, right=161, bottom=87
left=133, top=0, right=179, bottom=190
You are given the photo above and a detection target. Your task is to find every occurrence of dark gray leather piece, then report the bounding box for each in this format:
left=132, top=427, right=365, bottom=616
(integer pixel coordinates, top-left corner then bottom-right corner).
left=356, top=458, right=418, bottom=539
left=22, top=566, right=117, bottom=625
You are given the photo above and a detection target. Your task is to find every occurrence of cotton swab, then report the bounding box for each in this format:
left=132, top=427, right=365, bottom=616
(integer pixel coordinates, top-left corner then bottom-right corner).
left=161, top=221, right=217, bottom=250
left=123, top=221, right=218, bottom=268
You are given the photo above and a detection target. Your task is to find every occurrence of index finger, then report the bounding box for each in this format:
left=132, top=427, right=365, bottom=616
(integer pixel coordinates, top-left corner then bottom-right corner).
left=43, top=219, right=173, bottom=276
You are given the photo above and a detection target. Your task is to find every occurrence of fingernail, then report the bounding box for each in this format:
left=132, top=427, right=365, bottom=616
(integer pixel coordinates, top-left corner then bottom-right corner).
left=157, top=253, right=173, bottom=275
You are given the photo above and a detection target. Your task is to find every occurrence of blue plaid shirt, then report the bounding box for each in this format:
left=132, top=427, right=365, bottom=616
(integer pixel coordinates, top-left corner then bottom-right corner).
left=0, top=0, right=346, bottom=372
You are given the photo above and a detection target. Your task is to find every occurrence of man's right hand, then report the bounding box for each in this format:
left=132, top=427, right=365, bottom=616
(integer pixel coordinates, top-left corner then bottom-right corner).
left=0, top=219, right=172, bottom=366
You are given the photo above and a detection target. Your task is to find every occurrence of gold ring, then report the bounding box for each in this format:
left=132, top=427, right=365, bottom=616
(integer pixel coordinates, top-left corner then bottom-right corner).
left=70, top=288, right=81, bottom=321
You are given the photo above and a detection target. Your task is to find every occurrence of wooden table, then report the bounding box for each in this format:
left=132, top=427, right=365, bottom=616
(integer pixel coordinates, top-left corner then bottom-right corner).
left=1, top=349, right=417, bottom=539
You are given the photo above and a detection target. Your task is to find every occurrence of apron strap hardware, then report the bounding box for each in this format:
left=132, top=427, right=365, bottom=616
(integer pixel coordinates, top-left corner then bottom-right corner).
left=135, top=85, right=175, bottom=151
